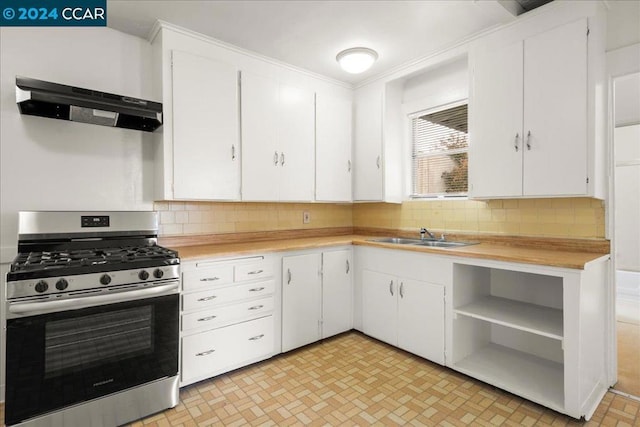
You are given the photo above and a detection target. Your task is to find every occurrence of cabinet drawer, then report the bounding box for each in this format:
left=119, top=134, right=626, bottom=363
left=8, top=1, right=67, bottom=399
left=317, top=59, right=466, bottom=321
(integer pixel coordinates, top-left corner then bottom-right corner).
left=181, top=316, right=274, bottom=382
left=183, top=265, right=234, bottom=291
left=182, top=280, right=275, bottom=311
left=234, top=261, right=273, bottom=282
left=182, top=296, right=274, bottom=331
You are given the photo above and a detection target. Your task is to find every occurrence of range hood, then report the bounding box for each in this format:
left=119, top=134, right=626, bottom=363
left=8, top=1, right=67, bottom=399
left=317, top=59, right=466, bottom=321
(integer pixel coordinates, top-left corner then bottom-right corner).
left=16, top=76, right=162, bottom=132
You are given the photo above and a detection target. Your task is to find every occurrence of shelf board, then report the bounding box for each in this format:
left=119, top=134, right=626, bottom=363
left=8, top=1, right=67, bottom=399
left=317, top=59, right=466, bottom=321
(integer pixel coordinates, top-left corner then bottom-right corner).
left=453, top=343, right=564, bottom=413
left=455, top=296, right=563, bottom=340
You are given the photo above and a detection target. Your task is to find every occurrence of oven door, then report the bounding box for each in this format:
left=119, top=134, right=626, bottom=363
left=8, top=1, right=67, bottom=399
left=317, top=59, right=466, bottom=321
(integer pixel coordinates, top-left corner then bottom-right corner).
left=4, top=284, right=179, bottom=426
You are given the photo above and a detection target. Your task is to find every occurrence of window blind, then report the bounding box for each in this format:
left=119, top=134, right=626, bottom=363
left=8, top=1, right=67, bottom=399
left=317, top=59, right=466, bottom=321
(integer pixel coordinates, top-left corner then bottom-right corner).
left=411, top=104, right=468, bottom=197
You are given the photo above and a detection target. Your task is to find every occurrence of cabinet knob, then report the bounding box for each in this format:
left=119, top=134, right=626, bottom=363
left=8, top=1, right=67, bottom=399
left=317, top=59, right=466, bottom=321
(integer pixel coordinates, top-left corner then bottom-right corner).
left=376, top=155, right=381, bottom=169
left=231, top=144, right=236, bottom=160
left=274, top=151, right=279, bottom=166
left=280, top=152, right=285, bottom=166
left=389, top=280, right=394, bottom=296
left=514, top=133, right=519, bottom=152
left=526, top=130, right=532, bottom=150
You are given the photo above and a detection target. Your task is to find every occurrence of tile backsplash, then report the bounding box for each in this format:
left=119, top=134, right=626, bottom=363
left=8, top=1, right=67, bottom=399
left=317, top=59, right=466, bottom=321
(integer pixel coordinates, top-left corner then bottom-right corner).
left=155, top=197, right=605, bottom=239
left=353, top=198, right=605, bottom=238
left=154, top=202, right=353, bottom=236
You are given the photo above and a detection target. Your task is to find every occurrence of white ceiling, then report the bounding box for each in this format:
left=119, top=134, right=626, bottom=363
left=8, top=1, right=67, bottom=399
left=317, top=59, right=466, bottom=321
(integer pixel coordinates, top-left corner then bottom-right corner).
left=106, top=1, right=517, bottom=85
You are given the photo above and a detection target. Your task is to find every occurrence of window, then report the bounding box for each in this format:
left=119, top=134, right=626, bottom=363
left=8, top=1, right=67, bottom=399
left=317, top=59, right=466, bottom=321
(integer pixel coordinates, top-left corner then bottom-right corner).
left=411, top=103, right=468, bottom=198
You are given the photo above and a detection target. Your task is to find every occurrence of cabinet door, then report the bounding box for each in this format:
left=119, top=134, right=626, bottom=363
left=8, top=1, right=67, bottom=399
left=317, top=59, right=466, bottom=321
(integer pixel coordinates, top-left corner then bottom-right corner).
left=322, top=250, right=353, bottom=338
left=282, top=253, right=322, bottom=352
left=362, top=270, right=397, bottom=346
left=277, top=84, right=315, bottom=201
left=397, top=279, right=445, bottom=365
left=316, top=94, right=352, bottom=202
left=523, top=18, right=588, bottom=196
left=353, top=88, right=383, bottom=201
left=241, top=72, right=279, bottom=201
left=468, top=41, right=524, bottom=198
left=172, top=50, right=240, bottom=200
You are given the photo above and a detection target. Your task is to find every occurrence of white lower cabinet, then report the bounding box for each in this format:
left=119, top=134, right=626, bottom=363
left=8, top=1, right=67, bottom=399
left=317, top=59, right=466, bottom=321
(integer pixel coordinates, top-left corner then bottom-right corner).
left=179, top=255, right=279, bottom=386
left=282, top=247, right=353, bottom=352
left=357, top=247, right=447, bottom=365
left=362, top=271, right=445, bottom=365
left=182, top=316, right=274, bottom=383
left=282, top=253, right=322, bottom=352
left=449, top=258, right=609, bottom=419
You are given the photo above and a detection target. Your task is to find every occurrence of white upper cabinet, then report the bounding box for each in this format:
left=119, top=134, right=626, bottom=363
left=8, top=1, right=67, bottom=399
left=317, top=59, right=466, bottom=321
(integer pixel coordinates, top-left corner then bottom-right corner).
left=316, top=93, right=352, bottom=202
left=522, top=19, right=587, bottom=197
left=353, top=82, right=403, bottom=203
left=469, top=13, right=605, bottom=199
left=241, top=72, right=315, bottom=202
left=353, top=88, right=383, bottom=201
left=171, top=50, right=240, bottom=200
left=240, top=72, right=280, bottom=201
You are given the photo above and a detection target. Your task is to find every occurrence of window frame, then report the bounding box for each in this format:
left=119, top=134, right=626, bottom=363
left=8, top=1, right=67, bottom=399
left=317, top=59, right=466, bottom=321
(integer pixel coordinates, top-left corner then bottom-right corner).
left=407, top=98, right=469, bottom=200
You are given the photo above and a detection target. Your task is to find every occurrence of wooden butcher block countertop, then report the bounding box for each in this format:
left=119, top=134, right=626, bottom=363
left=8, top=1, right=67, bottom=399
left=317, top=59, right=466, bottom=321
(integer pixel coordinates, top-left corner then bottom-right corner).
left=161, top=227, right=609, bottom=270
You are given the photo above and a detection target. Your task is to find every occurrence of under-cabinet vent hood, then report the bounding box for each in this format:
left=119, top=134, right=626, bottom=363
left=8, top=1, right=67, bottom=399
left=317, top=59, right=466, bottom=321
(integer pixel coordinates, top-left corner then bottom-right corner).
left=16, top=76, right=162, bottom=132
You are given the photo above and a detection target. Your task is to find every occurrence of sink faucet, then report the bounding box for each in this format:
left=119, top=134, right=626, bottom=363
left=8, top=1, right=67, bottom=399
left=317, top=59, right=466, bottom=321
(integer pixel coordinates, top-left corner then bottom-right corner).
left=420, top=228, right=436, bottom=240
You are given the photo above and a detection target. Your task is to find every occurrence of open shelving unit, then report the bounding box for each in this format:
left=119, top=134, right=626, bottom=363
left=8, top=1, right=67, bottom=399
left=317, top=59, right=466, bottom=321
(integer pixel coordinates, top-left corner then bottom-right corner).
left=451, top=263, right=566, bottom=412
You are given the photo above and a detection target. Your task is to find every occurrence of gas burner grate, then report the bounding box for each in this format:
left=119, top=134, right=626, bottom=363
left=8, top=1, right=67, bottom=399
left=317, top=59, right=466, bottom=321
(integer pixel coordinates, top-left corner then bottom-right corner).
left=11, top=245, right=178, bottom=273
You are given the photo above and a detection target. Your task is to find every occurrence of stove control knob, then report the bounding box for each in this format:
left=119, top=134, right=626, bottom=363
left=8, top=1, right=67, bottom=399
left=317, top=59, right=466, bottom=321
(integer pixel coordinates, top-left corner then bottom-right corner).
left=55, top=278, right=69, bottom=291
left=153, top=269, right=164, bottom=279
left=35, top=280, right=49, bottom=293
left=138, top=270, right=149, bottom=281
left=100, top=274, right=112, bottom=285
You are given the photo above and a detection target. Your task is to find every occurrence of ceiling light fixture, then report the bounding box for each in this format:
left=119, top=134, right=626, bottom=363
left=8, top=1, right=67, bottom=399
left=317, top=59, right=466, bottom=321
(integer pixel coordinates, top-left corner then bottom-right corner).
left=336, top=47, right=378, bottom=74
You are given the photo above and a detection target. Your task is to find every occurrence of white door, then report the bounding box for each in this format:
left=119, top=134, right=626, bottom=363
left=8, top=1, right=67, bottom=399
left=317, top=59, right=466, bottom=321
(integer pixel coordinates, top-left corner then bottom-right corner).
left=282, top=253, right=322, bottom=352
left=397, top=279, right=445, bottom=365
left=523, top=18, right=588, bottom=196
left=241, top=72, right=279, bottom=201
left=316, top=93, right=352, bottom=202
left=172, top=50, right=240, bottom=200
left=277, top=83, right=315, bottom=201
left=468, top=41, right=524, bottom=198
left=362, top=270, right=397, bottom=346
left=353, top=88, right=383, bottom=201
left=322, top=250, right=353, bottom=338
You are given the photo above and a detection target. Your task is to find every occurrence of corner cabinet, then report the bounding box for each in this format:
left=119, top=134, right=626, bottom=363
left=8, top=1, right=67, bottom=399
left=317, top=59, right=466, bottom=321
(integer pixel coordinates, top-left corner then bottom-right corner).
left=469, top=13, right=606, bottom=199
left=316, top=93, right=352, bottom=202
left=241, top=72, right=315, bottom=202
left=154, top=48, right=241, bottom=200
left=353, top=82, right=403, bottom=203
left=282, top=248, right=353, bottom=352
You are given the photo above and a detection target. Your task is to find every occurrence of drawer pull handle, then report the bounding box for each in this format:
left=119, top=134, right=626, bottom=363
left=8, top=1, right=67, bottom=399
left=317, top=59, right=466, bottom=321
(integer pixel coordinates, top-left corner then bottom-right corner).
left=200, top=277, right=220, bottom=282
left=249, top=287, right=265, bottom=292
left=197, top=315, right=217, bottom=322
left=248, top=269, right=264, bottom=275
left=248, top=305, right=264, bottom=310
left=389, top=280, right=394, bottom=296
left=248, top=334, right=265, bottom=341
left=196, top=349, right=216, bottom=356
left=197, top=295, right=217, bottom=302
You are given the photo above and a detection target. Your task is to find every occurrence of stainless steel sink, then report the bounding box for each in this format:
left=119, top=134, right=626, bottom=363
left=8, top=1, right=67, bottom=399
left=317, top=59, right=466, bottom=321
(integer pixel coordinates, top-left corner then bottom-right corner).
left=369, top=237, right=477, bottom=248
left=413, top=240, right=477, bottom=248
left=369, top=237, right=424, bottom=244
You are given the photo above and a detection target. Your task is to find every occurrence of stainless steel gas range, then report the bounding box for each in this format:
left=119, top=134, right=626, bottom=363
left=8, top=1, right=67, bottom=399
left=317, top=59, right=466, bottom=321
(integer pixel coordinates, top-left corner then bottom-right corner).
left=4, top=211, right=180, bottom=427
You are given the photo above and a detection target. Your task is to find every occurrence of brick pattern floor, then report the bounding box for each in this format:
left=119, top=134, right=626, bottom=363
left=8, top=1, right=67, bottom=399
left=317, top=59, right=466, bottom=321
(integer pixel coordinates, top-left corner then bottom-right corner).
left=130, top=332, right=637, bottom=426
left=1, top=331, right=638, bottom=426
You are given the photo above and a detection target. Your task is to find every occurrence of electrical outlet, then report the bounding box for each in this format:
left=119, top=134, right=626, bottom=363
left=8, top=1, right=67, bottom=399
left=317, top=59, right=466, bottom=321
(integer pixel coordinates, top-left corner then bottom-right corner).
left=303, top=211, right=311, bottom=224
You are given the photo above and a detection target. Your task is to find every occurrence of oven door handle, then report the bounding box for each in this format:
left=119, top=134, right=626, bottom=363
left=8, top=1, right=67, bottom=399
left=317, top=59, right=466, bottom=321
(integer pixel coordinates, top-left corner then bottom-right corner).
left=8, top=282, right=179, bottom=317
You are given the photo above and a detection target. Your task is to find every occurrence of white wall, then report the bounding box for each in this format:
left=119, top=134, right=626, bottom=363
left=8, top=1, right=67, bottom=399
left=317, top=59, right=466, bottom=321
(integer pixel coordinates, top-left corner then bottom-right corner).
left=606, top=0, right=640, bottom=52
left=402, top=56, right=468, bottom=114
left=0, top=27, right=156, bottom=260
left=0, top=26, right=155, bottom=402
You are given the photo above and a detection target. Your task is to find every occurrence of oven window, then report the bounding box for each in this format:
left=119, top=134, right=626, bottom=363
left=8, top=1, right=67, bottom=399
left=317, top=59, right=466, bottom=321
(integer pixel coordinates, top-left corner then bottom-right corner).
left=45, top=306, right=153, bottom=377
